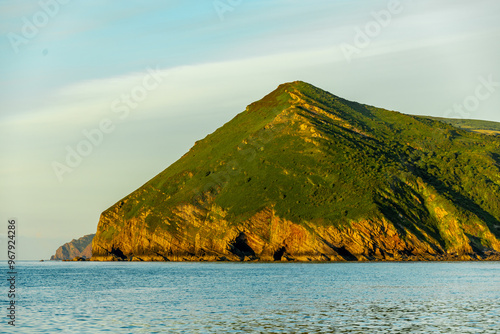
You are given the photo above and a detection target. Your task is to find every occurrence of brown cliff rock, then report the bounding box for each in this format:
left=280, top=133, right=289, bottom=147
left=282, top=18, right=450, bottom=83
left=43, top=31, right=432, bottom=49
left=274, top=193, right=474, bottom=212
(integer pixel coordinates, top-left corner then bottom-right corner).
left=51, top=234, right=95, bottom=261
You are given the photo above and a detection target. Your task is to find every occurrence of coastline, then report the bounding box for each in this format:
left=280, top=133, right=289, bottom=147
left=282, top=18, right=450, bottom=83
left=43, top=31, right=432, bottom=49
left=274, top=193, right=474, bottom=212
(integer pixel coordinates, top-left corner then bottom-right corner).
left=87, top=252, right=500, bottom=262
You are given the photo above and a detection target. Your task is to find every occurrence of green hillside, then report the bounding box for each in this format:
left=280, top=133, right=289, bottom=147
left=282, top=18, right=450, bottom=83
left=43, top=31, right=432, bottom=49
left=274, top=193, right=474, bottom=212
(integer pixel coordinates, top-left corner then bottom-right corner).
left=92, top=81, right=500, bottom=262
left=426, top=116, right=500, bottom=136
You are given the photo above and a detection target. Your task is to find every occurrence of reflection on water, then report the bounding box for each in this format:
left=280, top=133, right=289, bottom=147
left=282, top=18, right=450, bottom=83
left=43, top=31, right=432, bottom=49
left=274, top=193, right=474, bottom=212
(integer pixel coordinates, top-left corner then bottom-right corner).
left=11, top=262, right=500, bottom=333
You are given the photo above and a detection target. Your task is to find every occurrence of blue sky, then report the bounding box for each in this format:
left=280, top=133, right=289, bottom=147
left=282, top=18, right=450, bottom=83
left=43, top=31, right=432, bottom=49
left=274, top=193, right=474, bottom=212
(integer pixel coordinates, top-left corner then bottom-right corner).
left=1, top=0, right=500, bottom=260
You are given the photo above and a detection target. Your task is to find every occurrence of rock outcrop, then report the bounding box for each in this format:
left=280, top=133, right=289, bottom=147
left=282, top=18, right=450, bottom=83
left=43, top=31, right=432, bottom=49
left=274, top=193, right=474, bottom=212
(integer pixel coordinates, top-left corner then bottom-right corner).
left=51, top=234, right=95, bottom=260
left=91, top=81, right=500, bottom=261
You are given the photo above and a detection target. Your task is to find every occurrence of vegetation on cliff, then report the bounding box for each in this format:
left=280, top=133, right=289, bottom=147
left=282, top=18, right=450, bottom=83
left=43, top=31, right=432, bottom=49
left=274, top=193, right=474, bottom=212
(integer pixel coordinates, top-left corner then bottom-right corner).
left=92, top=81, right=500, bottom=262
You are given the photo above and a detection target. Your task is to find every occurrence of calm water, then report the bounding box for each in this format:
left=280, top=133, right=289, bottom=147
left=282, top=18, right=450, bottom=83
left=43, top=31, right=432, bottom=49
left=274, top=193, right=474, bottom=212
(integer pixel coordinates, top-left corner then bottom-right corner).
left=3, top=261, right=499, bottom=333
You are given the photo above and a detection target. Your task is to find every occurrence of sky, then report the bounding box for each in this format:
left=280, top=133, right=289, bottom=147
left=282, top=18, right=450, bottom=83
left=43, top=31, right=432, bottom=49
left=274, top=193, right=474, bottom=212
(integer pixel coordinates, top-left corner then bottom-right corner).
left=1, top=0, right=499, bottom=260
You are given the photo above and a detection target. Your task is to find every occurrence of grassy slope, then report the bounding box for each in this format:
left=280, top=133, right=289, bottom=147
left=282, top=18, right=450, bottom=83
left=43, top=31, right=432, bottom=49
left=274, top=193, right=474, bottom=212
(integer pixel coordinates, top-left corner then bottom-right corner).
left=426, top=116, right=500, bottom=136
left=106, top=81, right=500, bottom=248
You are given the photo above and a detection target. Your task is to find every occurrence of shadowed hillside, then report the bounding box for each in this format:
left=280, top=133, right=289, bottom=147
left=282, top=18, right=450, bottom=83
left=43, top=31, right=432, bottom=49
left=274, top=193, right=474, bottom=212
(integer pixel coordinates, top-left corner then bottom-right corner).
left=51, top=234, right=94, bottom=260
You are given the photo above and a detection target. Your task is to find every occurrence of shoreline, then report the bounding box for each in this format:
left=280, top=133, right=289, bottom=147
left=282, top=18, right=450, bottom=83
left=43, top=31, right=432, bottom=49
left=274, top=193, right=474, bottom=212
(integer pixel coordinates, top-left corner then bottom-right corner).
left=86, top=253, right=500, bottom=262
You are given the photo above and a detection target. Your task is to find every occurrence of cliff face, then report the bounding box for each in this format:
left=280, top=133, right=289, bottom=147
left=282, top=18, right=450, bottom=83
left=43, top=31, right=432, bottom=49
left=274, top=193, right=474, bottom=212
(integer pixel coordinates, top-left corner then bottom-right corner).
left=92, top=81, right=500, bottom=261
left=51, top=234, right=95, bottom=260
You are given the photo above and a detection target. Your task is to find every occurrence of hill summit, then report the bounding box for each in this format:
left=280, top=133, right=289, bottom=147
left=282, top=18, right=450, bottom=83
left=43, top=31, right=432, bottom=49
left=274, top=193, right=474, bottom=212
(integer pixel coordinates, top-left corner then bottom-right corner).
left=91, top=81, right=500, bottom=261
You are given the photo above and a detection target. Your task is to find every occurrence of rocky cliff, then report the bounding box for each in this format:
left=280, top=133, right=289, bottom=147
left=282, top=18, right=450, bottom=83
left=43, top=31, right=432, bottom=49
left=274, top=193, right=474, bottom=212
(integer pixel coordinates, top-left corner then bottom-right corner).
left=91, top=81, right=500, bottom=261
left=51, top=234, right=95, bottom=260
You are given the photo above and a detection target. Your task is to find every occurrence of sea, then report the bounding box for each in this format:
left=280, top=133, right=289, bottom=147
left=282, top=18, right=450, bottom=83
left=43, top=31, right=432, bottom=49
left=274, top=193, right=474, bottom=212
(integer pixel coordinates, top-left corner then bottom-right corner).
left=3, top=261, right=499, bottom=333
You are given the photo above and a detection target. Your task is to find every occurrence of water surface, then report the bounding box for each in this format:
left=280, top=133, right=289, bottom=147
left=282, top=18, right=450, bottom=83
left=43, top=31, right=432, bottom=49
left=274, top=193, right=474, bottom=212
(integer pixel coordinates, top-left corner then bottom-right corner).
left=6, top=261, right=500, bottom=333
